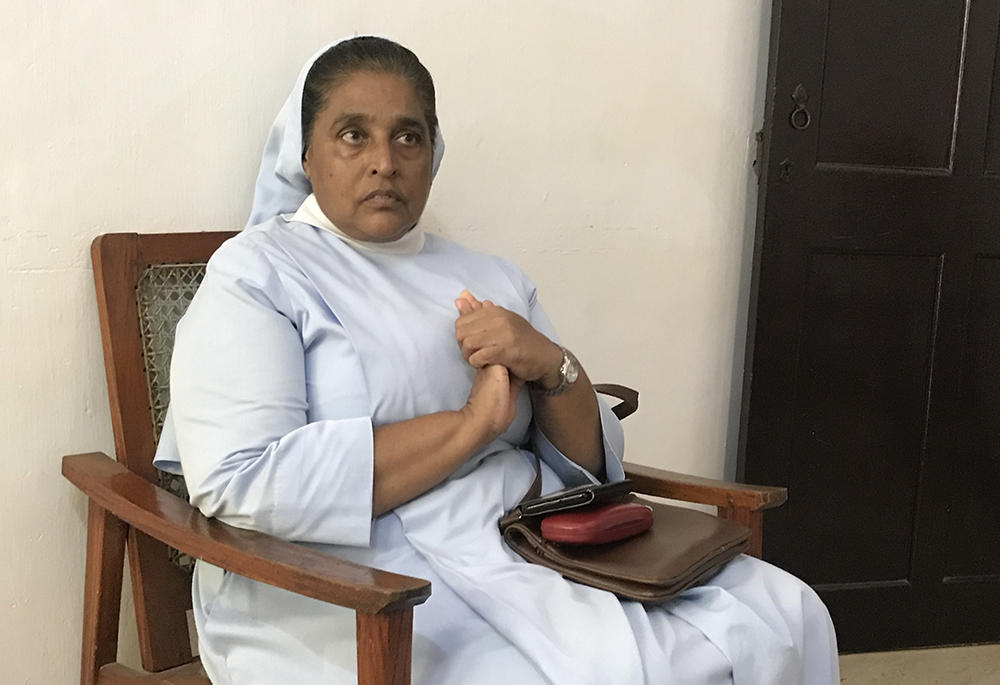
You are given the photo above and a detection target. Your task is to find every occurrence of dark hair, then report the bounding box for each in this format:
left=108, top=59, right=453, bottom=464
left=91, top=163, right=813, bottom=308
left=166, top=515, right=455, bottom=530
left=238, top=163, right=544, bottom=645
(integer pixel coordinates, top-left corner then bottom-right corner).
left=301, top=36, right=438, bottom=158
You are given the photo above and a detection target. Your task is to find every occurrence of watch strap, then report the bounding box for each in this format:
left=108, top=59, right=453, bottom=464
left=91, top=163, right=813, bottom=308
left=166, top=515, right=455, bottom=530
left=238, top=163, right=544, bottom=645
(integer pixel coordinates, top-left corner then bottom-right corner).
left=533, top=345, right=578, bottom=397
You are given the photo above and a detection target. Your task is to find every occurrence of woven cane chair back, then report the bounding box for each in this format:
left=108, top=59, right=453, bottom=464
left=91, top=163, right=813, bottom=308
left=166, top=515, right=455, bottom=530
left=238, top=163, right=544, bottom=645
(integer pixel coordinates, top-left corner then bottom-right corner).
left=136, top=263, right=208, bottom=571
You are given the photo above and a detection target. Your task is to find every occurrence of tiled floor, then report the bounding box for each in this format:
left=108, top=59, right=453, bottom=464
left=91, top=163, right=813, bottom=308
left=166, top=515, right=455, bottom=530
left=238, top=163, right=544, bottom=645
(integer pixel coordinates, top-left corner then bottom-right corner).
left=840, top=644, right=1000, bottom=685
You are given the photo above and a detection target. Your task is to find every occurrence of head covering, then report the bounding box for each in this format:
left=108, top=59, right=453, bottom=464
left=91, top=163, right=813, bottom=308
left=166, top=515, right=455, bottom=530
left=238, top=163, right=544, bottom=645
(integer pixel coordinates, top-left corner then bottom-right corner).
left=245, top=36, right=446, bottom=229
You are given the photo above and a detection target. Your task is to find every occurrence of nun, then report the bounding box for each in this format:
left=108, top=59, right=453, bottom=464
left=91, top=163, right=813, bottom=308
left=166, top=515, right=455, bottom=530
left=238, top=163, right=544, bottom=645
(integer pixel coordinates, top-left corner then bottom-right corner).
left=154, top=35, right=839, bottom=685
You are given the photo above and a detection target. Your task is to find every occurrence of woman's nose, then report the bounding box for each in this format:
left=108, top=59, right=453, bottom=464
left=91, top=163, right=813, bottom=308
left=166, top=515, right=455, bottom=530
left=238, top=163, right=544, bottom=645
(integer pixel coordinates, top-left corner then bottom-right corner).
left=368, top=139, right=397, bottom=177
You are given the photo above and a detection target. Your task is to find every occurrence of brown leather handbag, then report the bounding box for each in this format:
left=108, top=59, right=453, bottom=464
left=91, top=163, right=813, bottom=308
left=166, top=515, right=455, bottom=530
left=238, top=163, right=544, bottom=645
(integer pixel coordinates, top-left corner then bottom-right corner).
left=499, top=458, right=750, bottom=603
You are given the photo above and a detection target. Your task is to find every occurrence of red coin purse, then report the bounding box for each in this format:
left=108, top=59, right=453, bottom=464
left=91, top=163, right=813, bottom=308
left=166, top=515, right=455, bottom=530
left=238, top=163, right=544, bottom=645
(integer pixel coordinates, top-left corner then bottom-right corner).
left=540, top=502, right=654, bottom=545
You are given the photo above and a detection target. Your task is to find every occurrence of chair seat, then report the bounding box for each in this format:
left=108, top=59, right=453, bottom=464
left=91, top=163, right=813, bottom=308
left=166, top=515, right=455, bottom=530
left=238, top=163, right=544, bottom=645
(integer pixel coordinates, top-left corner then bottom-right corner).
left=99, top=660, right=208, bottom=685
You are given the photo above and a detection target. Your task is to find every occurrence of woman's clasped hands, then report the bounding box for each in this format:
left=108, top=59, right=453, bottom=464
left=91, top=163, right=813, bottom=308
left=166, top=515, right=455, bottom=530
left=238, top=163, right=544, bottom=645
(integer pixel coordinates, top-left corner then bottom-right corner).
left=454, top=290, right=562, bottom=444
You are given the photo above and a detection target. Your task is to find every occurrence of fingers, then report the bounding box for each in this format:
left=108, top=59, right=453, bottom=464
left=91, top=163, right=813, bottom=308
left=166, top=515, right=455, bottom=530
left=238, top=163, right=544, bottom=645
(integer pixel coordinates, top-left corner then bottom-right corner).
left=455, top=290, right=485, bottom=317
left=454, top=303, right=509, bottom=337
left=461, top=324, right=518, bottom=364
left=454, top=302, right=509, bottom=351
left=468, top=345, right=508, bottom=369
left=455, top=294, right=546, bottom=382
left=455, top=302, right=532, bottom=373
left=467, top=348, right=490, bottom=368
left=476, top=362, right=507, bottom=382
left=456, top=289, right=482, bottom=309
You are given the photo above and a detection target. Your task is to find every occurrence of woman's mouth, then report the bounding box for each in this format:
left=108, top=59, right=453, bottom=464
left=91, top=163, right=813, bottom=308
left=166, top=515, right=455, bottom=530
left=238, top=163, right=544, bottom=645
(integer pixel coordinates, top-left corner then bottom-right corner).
left=362, top=189, right=403, bottom=208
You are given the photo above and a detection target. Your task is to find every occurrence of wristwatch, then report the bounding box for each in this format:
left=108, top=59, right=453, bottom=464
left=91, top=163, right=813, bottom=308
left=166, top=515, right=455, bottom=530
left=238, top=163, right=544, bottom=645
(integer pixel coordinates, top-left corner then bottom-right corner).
left=534, top=345, right=579, bottom=397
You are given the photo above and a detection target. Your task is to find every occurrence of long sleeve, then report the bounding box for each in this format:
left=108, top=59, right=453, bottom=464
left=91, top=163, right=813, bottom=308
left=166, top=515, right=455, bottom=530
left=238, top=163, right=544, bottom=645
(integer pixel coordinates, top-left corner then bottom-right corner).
left=162, top=236, right=375, bottom=546
left=533, top=398, right=626, bottom=487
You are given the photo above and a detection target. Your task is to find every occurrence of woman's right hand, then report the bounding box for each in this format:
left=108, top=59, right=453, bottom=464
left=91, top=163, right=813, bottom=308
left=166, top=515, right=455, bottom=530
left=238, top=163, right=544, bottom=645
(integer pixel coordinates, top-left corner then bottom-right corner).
left=371, top=364, right=523, bottom=516
left=461, top=364, right=524, bottom=446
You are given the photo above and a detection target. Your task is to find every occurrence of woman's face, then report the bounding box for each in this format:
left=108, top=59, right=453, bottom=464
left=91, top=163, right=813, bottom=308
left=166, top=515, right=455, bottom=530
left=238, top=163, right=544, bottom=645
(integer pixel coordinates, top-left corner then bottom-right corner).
left=302, top=70, right=434, bottom=243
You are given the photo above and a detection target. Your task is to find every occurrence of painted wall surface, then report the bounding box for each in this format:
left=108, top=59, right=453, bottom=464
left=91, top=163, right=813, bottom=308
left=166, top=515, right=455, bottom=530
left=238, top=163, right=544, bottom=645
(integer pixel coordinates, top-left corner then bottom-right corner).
left=0, top=1, right=771, bottom=681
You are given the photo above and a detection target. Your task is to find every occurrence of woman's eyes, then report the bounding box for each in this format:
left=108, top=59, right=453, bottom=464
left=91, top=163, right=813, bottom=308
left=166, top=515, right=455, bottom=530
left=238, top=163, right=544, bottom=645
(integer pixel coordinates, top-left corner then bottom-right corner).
left=395, top=131, right=421, bottom=146
left=336, top=130, right=422, bottom=147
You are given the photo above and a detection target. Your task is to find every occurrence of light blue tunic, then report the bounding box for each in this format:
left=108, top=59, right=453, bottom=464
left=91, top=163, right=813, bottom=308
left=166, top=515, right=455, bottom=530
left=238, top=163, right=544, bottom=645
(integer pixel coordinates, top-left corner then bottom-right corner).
left=155, top=216, right=839, bottom=685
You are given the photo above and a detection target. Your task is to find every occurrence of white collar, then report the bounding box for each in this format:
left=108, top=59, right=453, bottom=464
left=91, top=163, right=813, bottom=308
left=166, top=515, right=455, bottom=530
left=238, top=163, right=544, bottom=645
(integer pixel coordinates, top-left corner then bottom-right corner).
left=291, top=194, right=425, bottom=256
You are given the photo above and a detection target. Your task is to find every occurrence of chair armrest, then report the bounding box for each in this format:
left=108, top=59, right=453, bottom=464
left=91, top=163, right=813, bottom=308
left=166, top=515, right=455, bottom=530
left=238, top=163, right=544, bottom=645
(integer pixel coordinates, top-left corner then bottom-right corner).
left=62, top=452, right=431, bottom=615
left=623, top=461, right=787, bottom=511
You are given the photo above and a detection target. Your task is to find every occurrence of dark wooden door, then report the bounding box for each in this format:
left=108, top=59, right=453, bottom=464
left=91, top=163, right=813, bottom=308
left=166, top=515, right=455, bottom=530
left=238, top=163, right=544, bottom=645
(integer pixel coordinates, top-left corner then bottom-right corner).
left=741, top=0, right=1000, bottom=652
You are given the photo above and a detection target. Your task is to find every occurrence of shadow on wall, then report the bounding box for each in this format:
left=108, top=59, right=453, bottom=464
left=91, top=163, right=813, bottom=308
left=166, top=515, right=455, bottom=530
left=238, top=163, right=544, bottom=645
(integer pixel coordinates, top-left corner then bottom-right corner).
left=726, top=0, right=773, bottom=482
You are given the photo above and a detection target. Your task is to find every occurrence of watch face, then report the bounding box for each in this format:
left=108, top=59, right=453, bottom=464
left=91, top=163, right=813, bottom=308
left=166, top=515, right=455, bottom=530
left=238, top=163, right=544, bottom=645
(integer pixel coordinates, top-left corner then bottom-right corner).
left=565, top=359, right=579, bottom=384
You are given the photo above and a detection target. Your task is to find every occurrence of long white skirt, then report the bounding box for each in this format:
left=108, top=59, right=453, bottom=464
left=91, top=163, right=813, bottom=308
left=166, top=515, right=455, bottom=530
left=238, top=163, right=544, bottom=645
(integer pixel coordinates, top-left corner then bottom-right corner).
left=193, top=524, right=838, bottom=685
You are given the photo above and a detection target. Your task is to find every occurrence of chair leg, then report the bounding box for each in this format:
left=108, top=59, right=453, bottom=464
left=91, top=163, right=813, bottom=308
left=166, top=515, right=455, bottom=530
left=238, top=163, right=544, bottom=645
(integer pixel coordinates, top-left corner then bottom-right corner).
left=356, top=609, right=414, bottom=685
left=81, top=500, right=129, bottom=685
left=718, top=506, right=763, bottom=559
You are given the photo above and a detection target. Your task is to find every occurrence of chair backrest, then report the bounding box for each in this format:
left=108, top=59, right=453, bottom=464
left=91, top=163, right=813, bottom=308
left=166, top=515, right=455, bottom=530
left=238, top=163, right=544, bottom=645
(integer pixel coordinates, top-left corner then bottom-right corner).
left=91, top=232, right=237, bottom=672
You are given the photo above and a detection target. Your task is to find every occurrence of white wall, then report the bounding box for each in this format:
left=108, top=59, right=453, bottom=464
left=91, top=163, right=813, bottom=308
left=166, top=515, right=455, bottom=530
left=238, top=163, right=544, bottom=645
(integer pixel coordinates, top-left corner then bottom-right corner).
left=0, top=1, right=771, bottom=681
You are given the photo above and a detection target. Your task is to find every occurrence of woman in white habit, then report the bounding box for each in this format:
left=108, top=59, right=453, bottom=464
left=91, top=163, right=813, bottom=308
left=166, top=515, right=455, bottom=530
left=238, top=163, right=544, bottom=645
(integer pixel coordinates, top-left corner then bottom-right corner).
left=154, top=35, right=839, bottom=685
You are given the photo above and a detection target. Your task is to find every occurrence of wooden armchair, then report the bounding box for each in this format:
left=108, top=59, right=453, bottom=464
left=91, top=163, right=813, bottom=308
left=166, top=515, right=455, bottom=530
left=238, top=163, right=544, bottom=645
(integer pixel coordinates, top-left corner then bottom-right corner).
left=63, top=232, right=787, bottom=685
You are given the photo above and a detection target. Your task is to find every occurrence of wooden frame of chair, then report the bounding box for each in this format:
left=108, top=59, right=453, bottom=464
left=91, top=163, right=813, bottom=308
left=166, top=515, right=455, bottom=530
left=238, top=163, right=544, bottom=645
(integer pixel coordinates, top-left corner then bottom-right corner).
left=65, top=231, right=786, bottom=685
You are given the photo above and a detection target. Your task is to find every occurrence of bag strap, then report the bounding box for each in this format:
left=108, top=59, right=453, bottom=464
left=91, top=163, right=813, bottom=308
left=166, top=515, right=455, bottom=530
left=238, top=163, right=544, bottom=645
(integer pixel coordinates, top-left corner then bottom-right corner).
left=499, top=455, right=543, bottom=530
left=522, top=455, right=543, bottom=504
left=592, top=384, right=639, bottom=420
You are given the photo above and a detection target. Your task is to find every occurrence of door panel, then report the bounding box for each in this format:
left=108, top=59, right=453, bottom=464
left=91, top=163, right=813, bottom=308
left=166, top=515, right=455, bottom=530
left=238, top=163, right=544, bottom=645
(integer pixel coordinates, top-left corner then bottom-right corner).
left=947, top=256, right=1000, bottom=580
left=984, top=23, right=1000, bottom=174
left=816, top=0, right=968, bottom=171
left=788, top=252, right=939, bottom=587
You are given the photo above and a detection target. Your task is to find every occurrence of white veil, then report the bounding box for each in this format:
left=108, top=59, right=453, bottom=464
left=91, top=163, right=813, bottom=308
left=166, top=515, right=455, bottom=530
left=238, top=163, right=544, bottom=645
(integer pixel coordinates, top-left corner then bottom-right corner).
left=244, top=36, right=446, bottom=229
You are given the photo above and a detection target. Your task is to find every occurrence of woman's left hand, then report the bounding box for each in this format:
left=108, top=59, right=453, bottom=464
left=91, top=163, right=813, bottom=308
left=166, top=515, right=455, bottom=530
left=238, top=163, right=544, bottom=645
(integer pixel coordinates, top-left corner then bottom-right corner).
left=454, top=290, right=562, bottom=384
left=456, top=291, right=605, bottom=478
